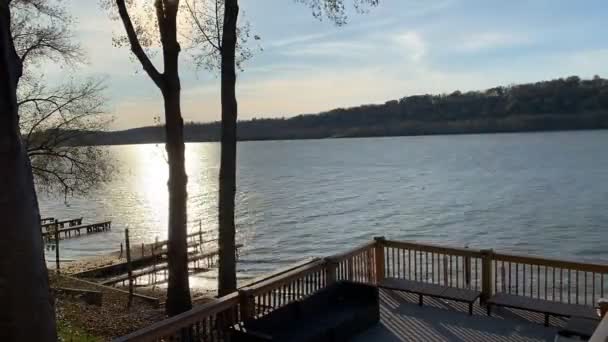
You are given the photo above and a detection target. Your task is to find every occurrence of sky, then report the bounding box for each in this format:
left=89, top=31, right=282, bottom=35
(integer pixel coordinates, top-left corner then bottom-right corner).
left=42, top=0, right=608, bottom=129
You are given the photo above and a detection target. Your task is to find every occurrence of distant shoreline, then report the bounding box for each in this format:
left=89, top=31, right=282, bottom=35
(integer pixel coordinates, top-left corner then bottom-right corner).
left=71, top=120, right=608, bottom=146
left=66, top=76, right=608, bottom=146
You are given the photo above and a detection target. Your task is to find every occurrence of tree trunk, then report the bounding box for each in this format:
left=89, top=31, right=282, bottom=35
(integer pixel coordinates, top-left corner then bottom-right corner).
left=217, top=0, right=239, bottom=297
left=0, top=1, right=56, bottom=340
left=162, top=21, right=192, bottom=316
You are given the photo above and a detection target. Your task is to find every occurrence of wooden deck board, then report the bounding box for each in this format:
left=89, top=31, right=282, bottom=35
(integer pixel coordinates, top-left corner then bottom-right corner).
left=352, top=289, right=559, bottom=342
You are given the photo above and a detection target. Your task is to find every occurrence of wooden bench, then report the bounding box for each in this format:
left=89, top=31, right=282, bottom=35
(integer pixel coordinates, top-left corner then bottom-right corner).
left=487, top=293, right=599, bottom=326
left=558, top=316, right=600, bottom=340
left=379, top=277, right=481, bottom=315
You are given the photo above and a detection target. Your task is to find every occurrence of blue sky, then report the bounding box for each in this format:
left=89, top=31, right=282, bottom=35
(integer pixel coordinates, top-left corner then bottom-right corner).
left=43, top=0, right=608, bottom=129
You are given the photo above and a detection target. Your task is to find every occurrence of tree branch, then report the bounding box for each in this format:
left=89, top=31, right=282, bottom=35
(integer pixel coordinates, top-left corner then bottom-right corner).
left=115, top=0, right=164, bottom=89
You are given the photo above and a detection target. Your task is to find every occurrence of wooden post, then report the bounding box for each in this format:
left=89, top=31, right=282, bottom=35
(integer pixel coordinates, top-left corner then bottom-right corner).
left=325, top=257, right=338, bottom=285
left=54, top=220, right=60, bottom=274
left=480, top=249, right=494, bottom=304
left=141, top=242, right=145, bottom=258
left=366, top=248, right=374, bottom=282
left=119, top=243, right=123, bottom=259
left=238, top=289, right=255, bottom=320
left=125, top=228, right=133, bottom=308
left=374, top=236, right=386, bottom=284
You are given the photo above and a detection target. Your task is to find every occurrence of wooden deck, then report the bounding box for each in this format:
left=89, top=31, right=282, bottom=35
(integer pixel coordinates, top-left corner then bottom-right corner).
left=353, top=288, right=560, bottom=342
left=114, top=238, right=608, bottom=342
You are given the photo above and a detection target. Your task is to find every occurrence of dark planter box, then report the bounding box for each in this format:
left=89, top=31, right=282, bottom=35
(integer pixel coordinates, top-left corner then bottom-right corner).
left=232, top=281, right=379, bottom=342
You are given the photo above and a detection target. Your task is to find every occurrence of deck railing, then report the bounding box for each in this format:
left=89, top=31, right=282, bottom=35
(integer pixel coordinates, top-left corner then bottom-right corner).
left=114, top=292, right=240, bottom=342
left=240, top=259, right=328, bottom=319
left=331, top=241, right=377, bottom=284
left=115, top=237, right=608, bottom=341
left=492, top=251, right=607, bottom=306
left=381, top=239, right=485, bottom=292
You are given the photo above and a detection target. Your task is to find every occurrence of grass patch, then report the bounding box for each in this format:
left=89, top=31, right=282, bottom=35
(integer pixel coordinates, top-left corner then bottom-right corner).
left=57, top=318, right=103, bottom=342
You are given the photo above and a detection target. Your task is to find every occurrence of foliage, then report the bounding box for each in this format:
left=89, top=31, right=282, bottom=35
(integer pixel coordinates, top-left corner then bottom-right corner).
left=79, top=75, right=608, bottom=144
left=295, top=0, right=379, bottom=26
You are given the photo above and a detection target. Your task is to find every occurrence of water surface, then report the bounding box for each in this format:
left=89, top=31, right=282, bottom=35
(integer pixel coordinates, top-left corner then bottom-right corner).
left=40, top=130, right=608, bottom=289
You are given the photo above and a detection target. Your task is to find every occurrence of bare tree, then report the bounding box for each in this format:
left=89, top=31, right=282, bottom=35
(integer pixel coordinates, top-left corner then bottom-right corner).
left=10, top=0, right=81, bottom=72
left=12, top=0, right=111, bottom=199
left=188, top=0, right=378, bottom=297
left=108, top=0, right=192, bottom=315
left=185, top=0, right=258, bottom=297
left=19, top=77, right=113, bottom=198
left=0, top=0, right=56, bottom=340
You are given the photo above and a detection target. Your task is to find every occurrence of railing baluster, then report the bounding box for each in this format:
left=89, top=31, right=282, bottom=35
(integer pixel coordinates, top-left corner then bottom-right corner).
left=545, top=266, right=549, bottom=300
left=449, top=255, right=453, bottom=287
left=537, top=265, right=540, bottom=299
left=419, top=249, right=423, bottom=282
left=568, top=269, right=571, bottom=304
left=602, top=273, right=605, bottom=299
left=443, top=255, right=448, bottom=286
left=584, top=271, right=588, bottom=305
left=424, top=252, right=428, bottom=283
left=592, top=273, right=596, bottom=305
left=576, top=270, right=579, bottom=305
left=408, top=249, right=412, bottom=280
left=515, top=263, right=519, bottom=295
left=396, top=247, right=401, bottom=279
left=476, top=258, right=480, bottom=291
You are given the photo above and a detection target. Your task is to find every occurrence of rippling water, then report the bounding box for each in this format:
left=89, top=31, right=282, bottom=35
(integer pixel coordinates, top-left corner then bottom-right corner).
left=39, top=130, right=608, bottom=290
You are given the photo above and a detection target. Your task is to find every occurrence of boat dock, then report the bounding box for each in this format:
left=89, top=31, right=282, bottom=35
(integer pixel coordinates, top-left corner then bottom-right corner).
left=42, top=221, right=112, bottom=242
left=41, top=217, right=83, bottom=231
left=99, top=244, right=244, bottom=286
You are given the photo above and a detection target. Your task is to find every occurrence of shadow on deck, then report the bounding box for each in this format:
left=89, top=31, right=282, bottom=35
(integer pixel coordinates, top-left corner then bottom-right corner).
left=353, top=289, right=562, bottom=342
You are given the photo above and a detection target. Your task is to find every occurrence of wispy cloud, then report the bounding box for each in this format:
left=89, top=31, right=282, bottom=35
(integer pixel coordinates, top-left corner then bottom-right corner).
left=457, top=32, right=533, bottom=52
left=393, top=31, right=427, bottom=62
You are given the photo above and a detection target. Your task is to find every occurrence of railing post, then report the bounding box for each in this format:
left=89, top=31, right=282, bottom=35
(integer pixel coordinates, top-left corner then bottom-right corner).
left=325, top=257, right=338, bottom=285
left=239, top=289, right=255, bottom=321
left=374, top=236, right=386, bottom=284
left=599, top=298, right=608, bottom=318
left=480, top=249, right=494, bottom=304
left=366, top=248, right=374, bottom=283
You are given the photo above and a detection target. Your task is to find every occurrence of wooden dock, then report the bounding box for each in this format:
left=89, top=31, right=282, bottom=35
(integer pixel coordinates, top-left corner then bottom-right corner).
left=99, top=244, right=243, bottom=286
left=42, top=221, right=111, bottom=242
left=41, top=217, right=83, bottom=231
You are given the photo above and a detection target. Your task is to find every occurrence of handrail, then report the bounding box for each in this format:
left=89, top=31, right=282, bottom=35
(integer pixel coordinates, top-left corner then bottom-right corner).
left=114, top=292, right=240, bottom=342
left=243, top=259, right=326, bottom=295
left=384, top=239, right=481, bottom=257
left=590, top=313, right=608, bottom=342
left=492, top=251, right=608, bottom=273
left=239, top=257, right=320, bottom=289
left=327, top=241, right=376, bottom=262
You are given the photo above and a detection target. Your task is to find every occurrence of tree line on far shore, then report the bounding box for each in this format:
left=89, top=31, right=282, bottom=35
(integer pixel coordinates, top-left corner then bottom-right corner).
left=72, top=75, right=608, bottom=145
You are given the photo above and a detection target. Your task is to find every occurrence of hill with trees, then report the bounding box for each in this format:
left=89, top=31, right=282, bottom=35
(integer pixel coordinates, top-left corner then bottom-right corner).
left=73, top=75, right=608, bottom=145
